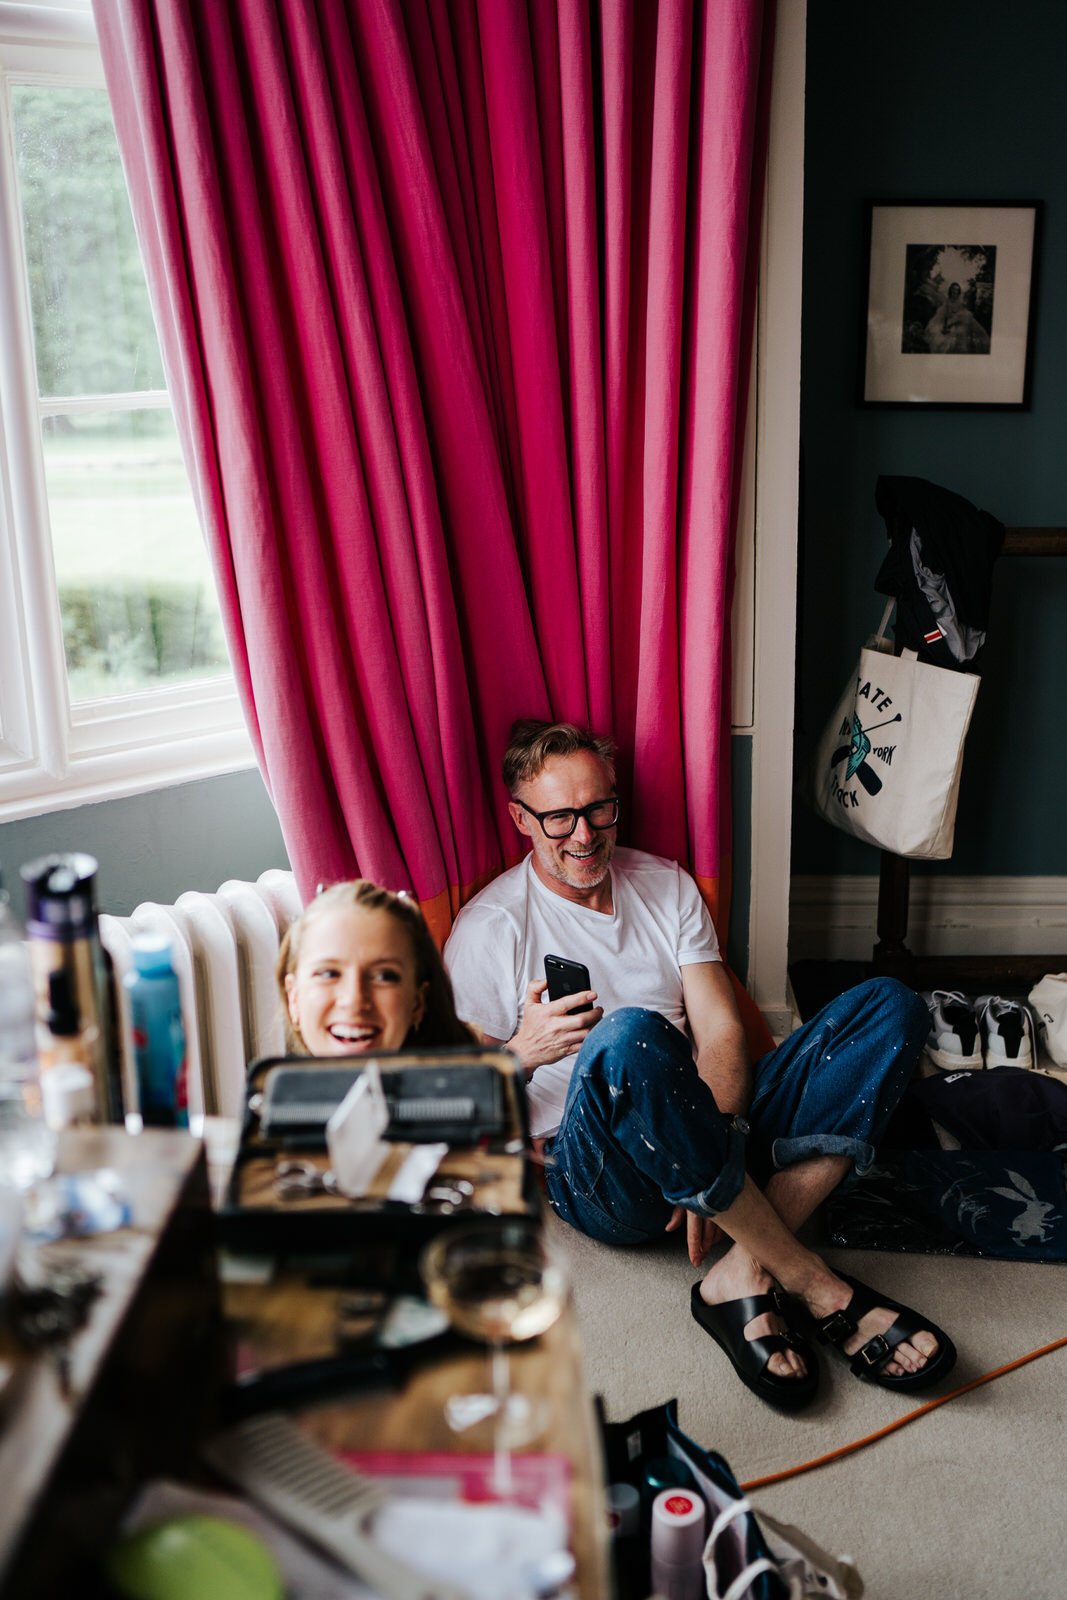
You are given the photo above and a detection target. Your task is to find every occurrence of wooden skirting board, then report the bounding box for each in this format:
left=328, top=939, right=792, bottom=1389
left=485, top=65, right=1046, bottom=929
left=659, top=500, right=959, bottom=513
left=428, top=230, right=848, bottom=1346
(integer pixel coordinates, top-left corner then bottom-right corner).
left=790, top=874, right=1067, bottom=971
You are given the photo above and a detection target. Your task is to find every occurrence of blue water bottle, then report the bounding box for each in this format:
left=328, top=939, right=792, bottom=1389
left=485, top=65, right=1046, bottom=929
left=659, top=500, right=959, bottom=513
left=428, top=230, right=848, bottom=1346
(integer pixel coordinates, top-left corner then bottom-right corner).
left=124, top=935, right=188, bottom=1127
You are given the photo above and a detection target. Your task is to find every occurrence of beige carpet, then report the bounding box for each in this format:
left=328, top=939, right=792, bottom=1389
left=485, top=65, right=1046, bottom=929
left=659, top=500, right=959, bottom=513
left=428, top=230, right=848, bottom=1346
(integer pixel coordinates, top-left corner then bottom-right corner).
left=545, top=1210, right=1067, bottom=1599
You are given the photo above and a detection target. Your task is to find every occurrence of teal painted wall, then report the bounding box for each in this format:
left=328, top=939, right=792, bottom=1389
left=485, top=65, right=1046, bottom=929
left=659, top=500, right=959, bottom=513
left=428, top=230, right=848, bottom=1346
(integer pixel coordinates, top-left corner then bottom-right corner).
left=794, top=0, right=1067, bottom=879
left=0, top=769, right=290, bottom=921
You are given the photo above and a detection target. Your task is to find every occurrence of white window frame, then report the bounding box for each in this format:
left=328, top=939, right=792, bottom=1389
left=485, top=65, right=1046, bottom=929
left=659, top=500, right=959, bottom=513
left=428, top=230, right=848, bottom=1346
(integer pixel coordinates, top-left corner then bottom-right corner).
left=0, top=3, right=254, bottom=823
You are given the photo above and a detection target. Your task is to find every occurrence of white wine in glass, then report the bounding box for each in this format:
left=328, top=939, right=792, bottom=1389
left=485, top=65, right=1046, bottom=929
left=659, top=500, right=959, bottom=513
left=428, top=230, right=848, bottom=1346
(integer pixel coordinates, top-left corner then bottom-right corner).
left=420, top=1217, right=568, bottom=1492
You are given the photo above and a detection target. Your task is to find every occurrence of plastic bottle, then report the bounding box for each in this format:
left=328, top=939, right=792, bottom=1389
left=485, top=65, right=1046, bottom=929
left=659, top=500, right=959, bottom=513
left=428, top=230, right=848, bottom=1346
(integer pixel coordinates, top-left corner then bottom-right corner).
left=649, top=1487, right=707, bottom=1600
left=606, top=1481, right=645, bottom=1600
left=124, top=935, right=188, bottom=1127
left=40, top=969, right=98, bottom=1131
left=0, top=864, right=56, bottom=1187
left=20, top=852, right=122, bottom=1122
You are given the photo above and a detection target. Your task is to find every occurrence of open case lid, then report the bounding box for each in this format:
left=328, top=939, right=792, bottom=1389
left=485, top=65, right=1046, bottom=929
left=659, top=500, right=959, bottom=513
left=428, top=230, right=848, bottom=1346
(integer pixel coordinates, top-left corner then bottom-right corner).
left=216, top=1047, right=538, bottom=1271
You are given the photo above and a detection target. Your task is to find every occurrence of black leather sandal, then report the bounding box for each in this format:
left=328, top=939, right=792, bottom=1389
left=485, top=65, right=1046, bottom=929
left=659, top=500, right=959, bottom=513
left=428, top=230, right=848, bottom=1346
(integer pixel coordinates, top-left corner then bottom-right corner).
left=806, top=1272, right=957, bottom=1392
left=689, top=1281, right=819, bottom=1410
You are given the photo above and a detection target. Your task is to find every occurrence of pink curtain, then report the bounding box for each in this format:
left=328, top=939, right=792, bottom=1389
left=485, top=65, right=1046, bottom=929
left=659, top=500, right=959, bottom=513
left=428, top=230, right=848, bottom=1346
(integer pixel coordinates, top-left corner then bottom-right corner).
left=94, top=0, right=772, bottom=960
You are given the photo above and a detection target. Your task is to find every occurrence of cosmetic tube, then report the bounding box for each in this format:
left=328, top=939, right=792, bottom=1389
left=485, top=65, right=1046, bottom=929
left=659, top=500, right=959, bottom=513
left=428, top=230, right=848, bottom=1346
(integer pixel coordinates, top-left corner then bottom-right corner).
left=649, top=1487, right=706, bottom=1600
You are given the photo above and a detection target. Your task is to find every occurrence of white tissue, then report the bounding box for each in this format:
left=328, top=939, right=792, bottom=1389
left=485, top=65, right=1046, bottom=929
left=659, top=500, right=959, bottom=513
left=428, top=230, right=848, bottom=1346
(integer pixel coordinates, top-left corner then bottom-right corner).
left=326, top=1065, right=391, bottom=1197
left=386, top=1142, right=448, bottom=1203
left=373, top=1497, right=568, bottom=1600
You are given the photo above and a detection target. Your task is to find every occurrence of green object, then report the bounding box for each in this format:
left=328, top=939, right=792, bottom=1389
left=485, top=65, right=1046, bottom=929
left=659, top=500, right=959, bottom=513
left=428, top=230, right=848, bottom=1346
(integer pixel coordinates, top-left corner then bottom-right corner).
left=106, top=1515, right=284, bottom=1600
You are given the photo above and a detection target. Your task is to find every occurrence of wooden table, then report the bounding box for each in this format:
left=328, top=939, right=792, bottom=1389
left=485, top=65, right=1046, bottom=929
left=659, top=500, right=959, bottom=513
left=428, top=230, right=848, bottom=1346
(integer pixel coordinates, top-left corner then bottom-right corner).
left=222, top=1225, right=613, bottom=1597
left=0, top=1120, right=612, bottom=1597
left=0, top=1127, right=220, bottom=1598
left=208, top=1057, right=613, bottom=1595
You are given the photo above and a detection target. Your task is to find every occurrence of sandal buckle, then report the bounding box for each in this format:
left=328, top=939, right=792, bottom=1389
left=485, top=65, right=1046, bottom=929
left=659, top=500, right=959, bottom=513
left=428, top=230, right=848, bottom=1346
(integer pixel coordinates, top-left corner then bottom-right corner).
left=859, top=1333, right=891, bottom=1368
left=820, top=1310, right=854, bottom=1344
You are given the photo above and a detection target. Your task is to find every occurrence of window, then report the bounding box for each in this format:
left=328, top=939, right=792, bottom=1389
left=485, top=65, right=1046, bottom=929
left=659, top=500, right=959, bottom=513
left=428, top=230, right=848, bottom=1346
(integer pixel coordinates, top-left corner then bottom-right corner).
left=0, top=4, right=253, bottom=821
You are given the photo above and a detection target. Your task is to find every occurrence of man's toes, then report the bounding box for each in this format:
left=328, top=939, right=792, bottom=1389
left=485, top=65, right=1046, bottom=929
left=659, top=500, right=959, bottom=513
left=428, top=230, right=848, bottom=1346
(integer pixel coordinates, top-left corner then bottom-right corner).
left=767, top=1348, right=806, bottom=1380
left=890, top=1334, right=936, bottom=1372
left=746, top=1313, right=806, bottom=1381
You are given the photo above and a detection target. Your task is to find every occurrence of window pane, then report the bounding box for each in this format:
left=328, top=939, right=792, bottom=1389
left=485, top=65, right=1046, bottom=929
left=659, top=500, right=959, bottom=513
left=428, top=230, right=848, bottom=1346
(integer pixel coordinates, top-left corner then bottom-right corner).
left=43, top=410, right=231, bottom=701
left=12, top=84, right=165, bottom=396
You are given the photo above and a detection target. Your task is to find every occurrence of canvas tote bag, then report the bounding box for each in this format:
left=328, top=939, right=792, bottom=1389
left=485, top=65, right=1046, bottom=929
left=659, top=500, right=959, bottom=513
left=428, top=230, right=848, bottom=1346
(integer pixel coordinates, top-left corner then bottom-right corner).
left=803, top=600, right=979, bottom=860
left=599, top=1399, right=863, bottom=1599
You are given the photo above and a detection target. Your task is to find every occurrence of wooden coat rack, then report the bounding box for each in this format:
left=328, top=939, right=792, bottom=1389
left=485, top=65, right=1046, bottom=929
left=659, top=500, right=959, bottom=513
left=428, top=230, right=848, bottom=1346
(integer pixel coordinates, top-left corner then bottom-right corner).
left=872, top=525, right=1067, bottom=989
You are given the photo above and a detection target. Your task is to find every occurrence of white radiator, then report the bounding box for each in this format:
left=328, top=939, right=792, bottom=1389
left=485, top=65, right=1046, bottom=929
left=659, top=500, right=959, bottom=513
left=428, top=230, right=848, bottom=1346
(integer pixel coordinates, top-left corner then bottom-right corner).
left=99, top=869, right=303, bottom=1121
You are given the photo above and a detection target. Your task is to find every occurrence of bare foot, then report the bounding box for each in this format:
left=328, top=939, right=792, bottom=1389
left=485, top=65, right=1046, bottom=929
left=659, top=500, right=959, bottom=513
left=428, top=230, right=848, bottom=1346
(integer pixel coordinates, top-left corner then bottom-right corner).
left=803, top=1274, right=939, bottom=1378
left=699, top=1247, right=808, bottom=1381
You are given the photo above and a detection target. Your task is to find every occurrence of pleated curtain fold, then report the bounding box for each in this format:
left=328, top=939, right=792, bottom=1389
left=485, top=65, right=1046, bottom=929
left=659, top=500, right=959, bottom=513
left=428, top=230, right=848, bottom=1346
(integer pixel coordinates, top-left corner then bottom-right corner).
left=94, top=0, right=772, bottom=962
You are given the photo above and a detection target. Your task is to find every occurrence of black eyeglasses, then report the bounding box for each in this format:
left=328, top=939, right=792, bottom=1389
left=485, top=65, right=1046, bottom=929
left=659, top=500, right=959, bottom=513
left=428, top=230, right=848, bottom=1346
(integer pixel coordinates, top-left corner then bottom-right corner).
left=514, top=797, right=619, bottom=839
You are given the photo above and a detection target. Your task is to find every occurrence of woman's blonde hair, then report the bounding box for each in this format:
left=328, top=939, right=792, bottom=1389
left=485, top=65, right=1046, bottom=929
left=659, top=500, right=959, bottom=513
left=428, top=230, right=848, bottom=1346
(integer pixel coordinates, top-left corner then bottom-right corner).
left=276, top=879, right=475, bottom=1054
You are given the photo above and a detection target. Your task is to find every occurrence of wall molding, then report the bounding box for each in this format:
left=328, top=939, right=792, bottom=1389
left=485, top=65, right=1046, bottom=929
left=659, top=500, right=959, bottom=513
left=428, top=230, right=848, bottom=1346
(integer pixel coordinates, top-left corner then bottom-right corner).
left=745, top=0, right=805, bottom=1013
left=790, top=875, right=1067, bottom=963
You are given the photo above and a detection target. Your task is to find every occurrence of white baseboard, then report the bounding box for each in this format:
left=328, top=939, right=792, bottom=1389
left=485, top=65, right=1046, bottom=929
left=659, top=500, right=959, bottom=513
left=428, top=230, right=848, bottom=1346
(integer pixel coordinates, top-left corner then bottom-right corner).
left=789, top=875, right=1067, bottom=963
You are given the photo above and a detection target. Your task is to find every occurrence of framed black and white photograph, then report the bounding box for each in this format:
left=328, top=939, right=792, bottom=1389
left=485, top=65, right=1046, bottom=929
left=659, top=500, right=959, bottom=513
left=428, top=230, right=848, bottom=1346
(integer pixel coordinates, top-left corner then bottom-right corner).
left=861, top=200, right=1040, bottom=407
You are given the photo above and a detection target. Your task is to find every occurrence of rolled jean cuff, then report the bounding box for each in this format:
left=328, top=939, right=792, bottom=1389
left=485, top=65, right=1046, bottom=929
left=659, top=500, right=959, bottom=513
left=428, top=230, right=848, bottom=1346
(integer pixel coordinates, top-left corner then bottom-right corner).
left=679, top=1117, right=748, bottom=1217
left=771, top=1132, right=875, bottom=1178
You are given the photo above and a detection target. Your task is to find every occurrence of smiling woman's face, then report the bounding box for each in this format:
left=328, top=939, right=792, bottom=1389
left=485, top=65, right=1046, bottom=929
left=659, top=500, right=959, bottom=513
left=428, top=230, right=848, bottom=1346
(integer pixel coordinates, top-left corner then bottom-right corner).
left=284, top=904, right=427, bottom=1055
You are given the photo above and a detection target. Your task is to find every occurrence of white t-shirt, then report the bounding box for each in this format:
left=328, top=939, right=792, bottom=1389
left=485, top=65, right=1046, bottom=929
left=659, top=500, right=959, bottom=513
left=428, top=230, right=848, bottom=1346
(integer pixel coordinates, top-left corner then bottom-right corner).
left=443, top=847, right=721, bottom=1136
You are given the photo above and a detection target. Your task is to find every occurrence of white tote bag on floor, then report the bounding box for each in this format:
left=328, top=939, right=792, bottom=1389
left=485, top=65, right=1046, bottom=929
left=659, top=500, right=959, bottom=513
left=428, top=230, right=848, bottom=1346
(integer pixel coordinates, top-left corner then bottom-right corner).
left=803, top=600, right=979, bottom=860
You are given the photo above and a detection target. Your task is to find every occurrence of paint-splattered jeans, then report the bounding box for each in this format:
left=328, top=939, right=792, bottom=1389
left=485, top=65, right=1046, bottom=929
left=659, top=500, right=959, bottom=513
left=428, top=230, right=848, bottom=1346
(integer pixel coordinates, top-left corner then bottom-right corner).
left=542, top=978, right=928, bottom=1246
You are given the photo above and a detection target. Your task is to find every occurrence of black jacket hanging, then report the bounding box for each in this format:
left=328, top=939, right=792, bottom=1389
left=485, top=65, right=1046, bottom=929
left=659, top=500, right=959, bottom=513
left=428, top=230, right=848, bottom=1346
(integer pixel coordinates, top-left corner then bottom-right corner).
left=874, top=475, right=1004, bottom=670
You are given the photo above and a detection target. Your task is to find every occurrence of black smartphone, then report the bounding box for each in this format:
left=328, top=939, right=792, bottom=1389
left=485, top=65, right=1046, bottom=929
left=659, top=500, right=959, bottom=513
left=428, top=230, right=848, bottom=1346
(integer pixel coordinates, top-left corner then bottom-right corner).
left=544, top=954, right=594, bottom=1013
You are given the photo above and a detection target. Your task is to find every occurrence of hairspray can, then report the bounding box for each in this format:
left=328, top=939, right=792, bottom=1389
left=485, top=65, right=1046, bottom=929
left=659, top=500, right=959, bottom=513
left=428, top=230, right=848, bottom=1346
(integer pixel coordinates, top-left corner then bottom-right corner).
left=649, top=1487, right=706, bottom=1600
left=20, top=853, right=122, bottom=1123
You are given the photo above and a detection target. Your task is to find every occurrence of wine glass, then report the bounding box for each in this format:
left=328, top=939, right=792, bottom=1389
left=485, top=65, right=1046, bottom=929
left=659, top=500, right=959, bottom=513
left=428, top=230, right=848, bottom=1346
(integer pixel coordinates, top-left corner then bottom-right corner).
left=419, top=1216, right=568, bottom=1497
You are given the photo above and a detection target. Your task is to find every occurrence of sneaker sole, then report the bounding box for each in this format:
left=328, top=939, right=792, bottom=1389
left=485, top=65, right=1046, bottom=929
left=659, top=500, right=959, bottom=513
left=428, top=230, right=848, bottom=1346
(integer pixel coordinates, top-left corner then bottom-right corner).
left=985, top=1045, right=1033, bottom=1070
left=924, top=1043, right=983, bottom=1072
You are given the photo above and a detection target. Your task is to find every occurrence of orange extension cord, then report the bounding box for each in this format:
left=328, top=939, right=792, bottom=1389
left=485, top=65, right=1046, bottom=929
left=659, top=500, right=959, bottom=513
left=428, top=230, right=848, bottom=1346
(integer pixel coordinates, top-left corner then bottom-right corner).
left=739, top=1334, right=1067, bottom=1492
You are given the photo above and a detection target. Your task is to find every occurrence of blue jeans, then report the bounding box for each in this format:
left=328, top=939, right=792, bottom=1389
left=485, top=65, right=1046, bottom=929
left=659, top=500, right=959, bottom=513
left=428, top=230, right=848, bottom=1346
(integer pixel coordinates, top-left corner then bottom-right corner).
left=542, top=978, right=928, bottom=1246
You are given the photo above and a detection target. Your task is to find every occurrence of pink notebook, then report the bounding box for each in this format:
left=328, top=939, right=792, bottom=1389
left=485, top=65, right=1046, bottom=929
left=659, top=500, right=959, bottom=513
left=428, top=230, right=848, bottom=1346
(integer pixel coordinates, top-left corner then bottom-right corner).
left=340, top=1450, right=571, bottom=1521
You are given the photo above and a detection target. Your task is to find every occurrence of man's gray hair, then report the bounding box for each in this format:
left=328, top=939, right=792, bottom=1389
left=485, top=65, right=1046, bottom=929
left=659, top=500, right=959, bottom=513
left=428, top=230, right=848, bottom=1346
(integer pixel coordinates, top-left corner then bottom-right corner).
left=502, top=718, right=616, bottom=794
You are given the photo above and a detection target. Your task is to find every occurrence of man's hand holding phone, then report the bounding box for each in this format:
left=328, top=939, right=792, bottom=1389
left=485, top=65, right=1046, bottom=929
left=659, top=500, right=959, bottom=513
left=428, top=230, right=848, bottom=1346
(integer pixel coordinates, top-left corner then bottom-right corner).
left=544, top=954, right=594, bottom=1012
left=506, top=969, right=602, bottom=1074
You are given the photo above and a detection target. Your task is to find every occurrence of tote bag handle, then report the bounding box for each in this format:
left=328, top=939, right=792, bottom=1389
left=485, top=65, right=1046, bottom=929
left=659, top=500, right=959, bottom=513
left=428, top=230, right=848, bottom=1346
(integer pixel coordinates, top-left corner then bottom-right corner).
left=868, top=596, right=896, bottom=653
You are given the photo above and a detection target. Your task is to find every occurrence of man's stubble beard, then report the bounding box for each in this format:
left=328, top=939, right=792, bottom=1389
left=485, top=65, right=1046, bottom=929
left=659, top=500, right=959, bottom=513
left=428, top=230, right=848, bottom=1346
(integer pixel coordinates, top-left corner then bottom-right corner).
left=537, top=834, right=614, bottom=893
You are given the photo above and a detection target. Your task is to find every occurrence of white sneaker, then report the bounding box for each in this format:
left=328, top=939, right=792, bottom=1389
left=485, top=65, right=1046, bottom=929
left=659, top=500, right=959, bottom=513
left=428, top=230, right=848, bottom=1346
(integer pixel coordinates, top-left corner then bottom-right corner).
left=975, top=994, right=1035, bottom=1070
left=921, top=990, right=982, bottom=1071
left=1028, top=973, right=1067, bottom=1068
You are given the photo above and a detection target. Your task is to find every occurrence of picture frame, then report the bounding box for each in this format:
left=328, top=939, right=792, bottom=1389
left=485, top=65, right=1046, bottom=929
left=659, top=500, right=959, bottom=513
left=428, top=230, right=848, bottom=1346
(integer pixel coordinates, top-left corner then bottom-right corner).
left=860, top=200, right=1041, bottom=408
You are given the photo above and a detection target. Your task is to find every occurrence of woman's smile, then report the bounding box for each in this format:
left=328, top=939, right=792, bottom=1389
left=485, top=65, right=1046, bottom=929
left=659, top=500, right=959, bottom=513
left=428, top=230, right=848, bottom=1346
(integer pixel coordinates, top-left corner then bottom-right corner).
left=285, top=904, right=428, bottom=1056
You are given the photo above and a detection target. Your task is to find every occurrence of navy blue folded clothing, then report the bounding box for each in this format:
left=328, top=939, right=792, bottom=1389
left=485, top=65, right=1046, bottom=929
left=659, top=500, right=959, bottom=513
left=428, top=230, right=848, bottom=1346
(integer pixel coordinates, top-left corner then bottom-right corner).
left=825, top=1149, right=1067, bottom=1260
left=908, top=1066, right=1067, bottom=1152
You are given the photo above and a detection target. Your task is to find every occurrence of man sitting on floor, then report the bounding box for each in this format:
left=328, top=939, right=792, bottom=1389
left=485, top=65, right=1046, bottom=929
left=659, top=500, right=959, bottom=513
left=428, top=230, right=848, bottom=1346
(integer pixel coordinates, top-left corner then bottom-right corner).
left=443, top=718, right=957, bottom=1408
